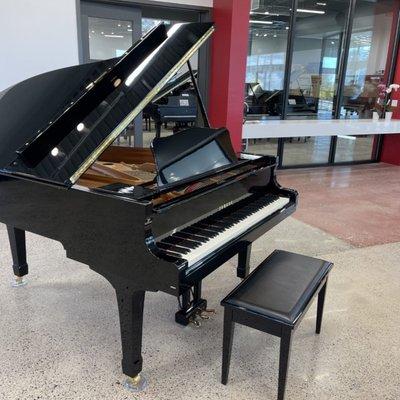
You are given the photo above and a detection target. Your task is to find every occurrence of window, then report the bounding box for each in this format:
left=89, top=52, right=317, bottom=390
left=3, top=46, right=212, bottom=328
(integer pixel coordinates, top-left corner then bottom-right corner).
left=340, top=0, right=398, bottom=119
left=287, top=0, right=350, bottom=120
left=245, top=0, right=399, bottom=167
left=245, top=0, right=291, bottom=119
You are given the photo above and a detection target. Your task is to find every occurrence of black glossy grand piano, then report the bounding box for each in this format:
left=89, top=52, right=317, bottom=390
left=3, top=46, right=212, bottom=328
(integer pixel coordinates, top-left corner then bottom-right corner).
left=0, top=22, right=297, bottom=391
left=144, top=69, right=198, bottom=137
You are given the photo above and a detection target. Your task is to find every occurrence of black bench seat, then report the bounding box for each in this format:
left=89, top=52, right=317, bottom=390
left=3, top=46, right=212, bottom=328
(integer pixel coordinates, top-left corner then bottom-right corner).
left=221, top=250, right=333, bottom=400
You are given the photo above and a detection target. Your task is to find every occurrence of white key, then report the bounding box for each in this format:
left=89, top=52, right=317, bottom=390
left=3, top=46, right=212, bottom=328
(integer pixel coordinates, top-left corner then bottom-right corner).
left=180, top=196, right=290, bottom=268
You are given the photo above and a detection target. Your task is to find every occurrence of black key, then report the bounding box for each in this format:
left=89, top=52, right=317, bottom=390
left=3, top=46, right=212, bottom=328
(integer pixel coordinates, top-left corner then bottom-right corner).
left=162, top=237, right=200, bottom=249
left=183, top=226, right=218, bottom=238
left=159, top=249, right=183, bottom=259
left=194, top=223, right=221, bottom=233
left=201, top=221, right=227, bottom=230
left=157, top=242, right=190, bottom=255
left=173, top=232, right=209, bottom=243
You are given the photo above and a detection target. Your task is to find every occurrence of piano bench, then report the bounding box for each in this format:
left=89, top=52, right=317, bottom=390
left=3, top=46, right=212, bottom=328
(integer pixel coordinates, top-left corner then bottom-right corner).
left=220, top=250, right=333, bottom=400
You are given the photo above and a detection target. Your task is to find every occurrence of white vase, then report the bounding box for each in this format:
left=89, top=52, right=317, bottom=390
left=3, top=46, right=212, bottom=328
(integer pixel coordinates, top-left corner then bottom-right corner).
left=385, top=111, right=393, bottom=122
left=372, top=112, right=380, bottom=121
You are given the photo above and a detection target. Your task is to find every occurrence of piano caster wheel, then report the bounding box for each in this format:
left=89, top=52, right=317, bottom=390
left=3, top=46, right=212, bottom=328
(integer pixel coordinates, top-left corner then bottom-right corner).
left=11, top=275, right=28, bottom=288
left=123, top=374, right=147, bottom=393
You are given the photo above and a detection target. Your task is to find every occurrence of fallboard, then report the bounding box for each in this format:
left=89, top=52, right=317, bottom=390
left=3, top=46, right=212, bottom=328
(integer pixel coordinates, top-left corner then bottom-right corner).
left=150, top=161, right=273, bottom=239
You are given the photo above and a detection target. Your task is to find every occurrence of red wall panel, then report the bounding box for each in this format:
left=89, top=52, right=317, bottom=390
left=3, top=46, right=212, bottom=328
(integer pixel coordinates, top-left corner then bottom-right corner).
left=380, top=5, right=400, bottom=165
left=208, top=0, right=250, bottom=152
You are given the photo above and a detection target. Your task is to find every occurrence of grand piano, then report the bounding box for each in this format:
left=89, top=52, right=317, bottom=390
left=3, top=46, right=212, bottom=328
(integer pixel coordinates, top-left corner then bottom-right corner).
left=0, top=22, right=297, bottom=391
left=144, top=69, right=198, bottom=137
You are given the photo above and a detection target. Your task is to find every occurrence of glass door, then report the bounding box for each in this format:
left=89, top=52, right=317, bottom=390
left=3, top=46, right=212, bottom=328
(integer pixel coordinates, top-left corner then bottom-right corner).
left=80, top=2, right=143, bottom=146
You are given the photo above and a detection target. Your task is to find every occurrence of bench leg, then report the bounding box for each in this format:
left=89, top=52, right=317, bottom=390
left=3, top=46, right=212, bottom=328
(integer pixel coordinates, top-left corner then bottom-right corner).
left=278, top=327, right=292, bottom=400
left=237, top=244, right=251, bottom=279
left=316, top=279, right=328, bottom=334
left=221, top=309, right=235, bottom=385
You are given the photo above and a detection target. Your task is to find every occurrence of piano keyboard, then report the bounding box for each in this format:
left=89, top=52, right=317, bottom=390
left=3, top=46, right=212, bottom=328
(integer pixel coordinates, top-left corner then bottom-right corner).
left=156, top=194, right=290, bottom=268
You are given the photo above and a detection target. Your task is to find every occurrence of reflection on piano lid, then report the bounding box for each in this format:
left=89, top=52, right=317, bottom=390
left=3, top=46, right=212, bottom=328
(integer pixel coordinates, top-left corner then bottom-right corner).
left=151, top=69, right=197, bottom=104
left=151, top=127, right=237, bottom=186
left=0, top=22, right=214, bottom=187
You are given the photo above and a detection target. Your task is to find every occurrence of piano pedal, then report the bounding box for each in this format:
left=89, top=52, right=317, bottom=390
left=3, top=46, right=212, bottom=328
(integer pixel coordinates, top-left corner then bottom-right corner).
left=198, top=312, right=209, bottom=320
left=175, top=298, right=207, bottom=326
left=189, top=315, right=202, bottom=328
left=11, top=275, right=28, bottom=288
left=203, top=308, right=216, bottom=315
left=123, top=374, right=148, bottom=393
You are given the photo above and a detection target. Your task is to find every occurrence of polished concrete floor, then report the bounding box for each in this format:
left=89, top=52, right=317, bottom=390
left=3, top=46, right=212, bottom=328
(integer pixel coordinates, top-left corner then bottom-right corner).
left=0, top=164, right=399, bottom=399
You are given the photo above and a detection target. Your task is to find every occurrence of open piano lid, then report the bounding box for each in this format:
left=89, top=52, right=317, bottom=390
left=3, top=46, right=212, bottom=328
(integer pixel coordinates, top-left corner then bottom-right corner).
left=0, top=22, right=214, bottom=187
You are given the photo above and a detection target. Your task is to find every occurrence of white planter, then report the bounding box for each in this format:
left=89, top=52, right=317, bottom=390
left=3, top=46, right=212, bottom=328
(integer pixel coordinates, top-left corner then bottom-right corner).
left=372, top=112, right=380, bottom=121
left=385, top=111, right=393, bottom=122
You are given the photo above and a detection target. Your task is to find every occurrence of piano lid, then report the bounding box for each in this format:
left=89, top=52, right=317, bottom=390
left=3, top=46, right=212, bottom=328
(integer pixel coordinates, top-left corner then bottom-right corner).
left=0, top=22, right=214, bottom=187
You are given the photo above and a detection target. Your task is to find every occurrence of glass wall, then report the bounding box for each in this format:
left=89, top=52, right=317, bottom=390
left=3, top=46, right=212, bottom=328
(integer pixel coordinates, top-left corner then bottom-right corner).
left=340, top=0, right=398, bottom=119
left=246, top=0, right=399, bottom=166
left=246, top=0, right=291, bottom=119
left=288, top=0, right=350, bottom=119
left=282, top=136, right=332, bottom=166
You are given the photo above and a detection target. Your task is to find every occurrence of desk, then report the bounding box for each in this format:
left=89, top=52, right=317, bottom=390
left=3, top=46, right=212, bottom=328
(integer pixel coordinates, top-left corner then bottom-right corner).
left=243, top=119, right=400, bottom=139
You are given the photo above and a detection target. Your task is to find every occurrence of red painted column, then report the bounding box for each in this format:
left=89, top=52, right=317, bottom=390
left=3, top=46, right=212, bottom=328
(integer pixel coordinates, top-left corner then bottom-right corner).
left=380, top=5, right=400, bottom=165
left=208, top=0, right=251, bottom=152
left=380, top=49, right=400, bottom=165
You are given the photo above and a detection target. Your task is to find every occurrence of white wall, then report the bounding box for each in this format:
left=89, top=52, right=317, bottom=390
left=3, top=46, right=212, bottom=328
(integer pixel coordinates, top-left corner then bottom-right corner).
left=0, top=0, right=79, bottom=91
left=0, top=0, right=212, bottom=92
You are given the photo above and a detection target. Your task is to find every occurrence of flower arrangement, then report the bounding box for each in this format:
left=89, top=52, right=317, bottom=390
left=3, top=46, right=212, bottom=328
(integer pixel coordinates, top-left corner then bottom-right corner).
left=374, top=83, right=400, bottom=118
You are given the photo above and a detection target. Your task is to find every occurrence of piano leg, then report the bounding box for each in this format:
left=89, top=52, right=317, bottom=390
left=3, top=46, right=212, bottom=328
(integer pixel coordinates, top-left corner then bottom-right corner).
left=155, top=122, right=162, bottom=139
left=175, top=282, right=207, bottom=326
left=237, top=244, right=252, bottom=279
left=116, top=289, right=147, bottom=392
left=7, top=226, right=29, bottom=287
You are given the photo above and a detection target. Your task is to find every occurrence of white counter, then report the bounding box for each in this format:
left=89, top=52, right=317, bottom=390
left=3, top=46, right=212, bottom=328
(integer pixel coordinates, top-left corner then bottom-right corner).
left=243, top=119, right=400, bottom=139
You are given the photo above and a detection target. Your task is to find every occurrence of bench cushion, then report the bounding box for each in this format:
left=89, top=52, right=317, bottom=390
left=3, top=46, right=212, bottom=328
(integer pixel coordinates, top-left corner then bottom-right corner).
left=221, top=250, right=333, bottom=326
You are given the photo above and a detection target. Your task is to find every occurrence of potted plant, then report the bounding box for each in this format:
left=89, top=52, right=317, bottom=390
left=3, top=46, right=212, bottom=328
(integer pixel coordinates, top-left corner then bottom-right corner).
left=374, top=83, right=400, bottom=121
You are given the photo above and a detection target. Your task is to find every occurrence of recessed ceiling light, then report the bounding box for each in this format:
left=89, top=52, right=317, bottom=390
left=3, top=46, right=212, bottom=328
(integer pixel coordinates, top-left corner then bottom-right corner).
left=250, top=20, right=273, bottom=25
left=101, top=31, right=104, bottom=34
left=316, top=2, right=327, bottom=5
left=105, top=34, right=124, bottom=38
left=263, top=34, right=267, bottom=37
left=118, top=24, right=121, bottom=27
left=286, top=27, right=289, bottom=30
left=331, top=41, right=335, bottom=44
left=297, top=8, right=325, bottom=14
left=91, top=30, right=95, bottom=33
left=127, top=29, right=132, bottom=32
left=273, top=34, right=277, bottom=37
left=128, top=25, right=131, bottom=28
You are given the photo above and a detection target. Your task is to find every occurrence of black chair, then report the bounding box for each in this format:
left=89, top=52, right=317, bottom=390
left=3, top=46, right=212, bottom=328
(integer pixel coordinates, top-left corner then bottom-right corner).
left=221, top=250, right=333, bottom=400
